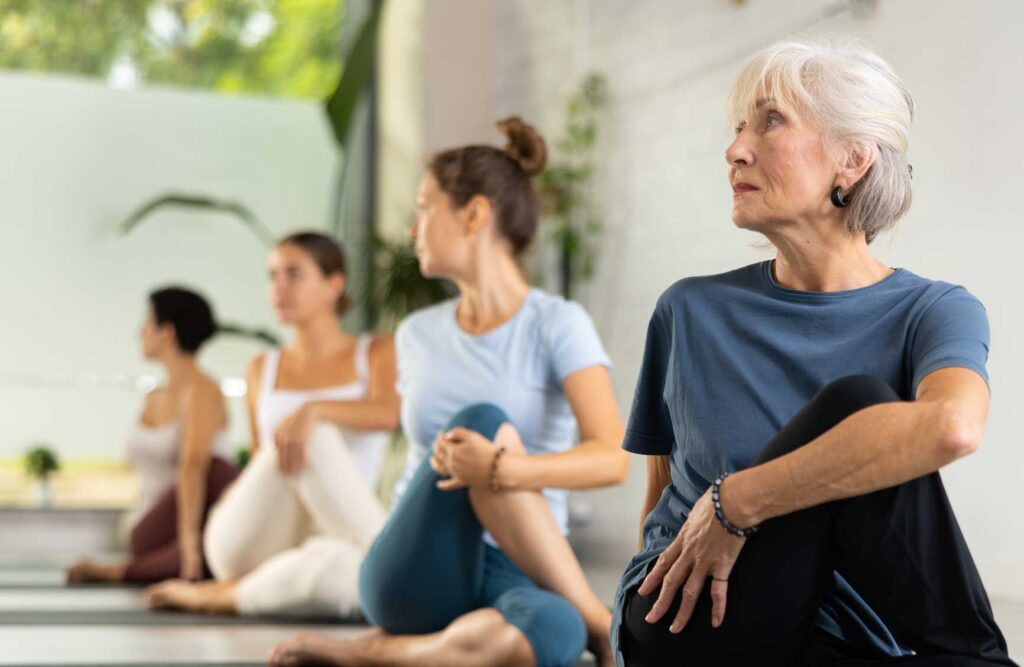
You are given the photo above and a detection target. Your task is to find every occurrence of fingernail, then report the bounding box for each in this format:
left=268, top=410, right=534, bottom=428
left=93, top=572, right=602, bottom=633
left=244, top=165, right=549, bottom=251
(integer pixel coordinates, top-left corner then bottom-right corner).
left=644, top=613, right=654, bottom=623
left=670, top=623, right=680, bottom=633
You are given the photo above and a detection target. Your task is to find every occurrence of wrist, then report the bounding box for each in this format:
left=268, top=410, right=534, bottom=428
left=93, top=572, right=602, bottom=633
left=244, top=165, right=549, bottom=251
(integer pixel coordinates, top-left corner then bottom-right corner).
left=494, top=450, right=526, bottom=490
left=718, top=470, right=761, bottom=528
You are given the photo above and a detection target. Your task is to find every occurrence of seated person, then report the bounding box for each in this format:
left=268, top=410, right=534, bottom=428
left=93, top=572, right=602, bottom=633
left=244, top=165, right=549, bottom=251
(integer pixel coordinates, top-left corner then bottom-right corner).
left=145, top=232, right=399, bottom=619
left=68, top=286, right=237, bottom=585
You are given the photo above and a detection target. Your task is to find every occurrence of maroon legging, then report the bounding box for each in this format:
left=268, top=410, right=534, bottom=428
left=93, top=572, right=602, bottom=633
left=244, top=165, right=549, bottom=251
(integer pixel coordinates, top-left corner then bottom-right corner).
left=122, top=457, right=239, bottom=584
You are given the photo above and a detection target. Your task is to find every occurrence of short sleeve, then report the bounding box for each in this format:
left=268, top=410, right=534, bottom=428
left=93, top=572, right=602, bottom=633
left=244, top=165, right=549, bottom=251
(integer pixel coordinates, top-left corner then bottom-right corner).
left=910, top=286, right=990, bottom=395
left=545, top=301, right=612, bottom=383
left=622, top=301, right=675, bottom=456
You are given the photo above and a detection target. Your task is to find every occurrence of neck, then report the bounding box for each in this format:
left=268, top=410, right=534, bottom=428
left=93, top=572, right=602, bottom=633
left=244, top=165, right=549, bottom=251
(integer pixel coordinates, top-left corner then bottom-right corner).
left=454, top=249, right=531, bottom=334
left=291, top=311, right=348, bottom=358
left=766, top=218, right=891, bottom=292
left=161, top=351, right=200, bottom=387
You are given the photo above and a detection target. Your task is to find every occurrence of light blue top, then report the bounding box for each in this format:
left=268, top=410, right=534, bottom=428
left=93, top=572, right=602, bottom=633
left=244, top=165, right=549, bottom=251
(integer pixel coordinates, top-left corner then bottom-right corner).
left=611, top=261, right=990, bottom=665
left=392, top=288, right=612, bottom=542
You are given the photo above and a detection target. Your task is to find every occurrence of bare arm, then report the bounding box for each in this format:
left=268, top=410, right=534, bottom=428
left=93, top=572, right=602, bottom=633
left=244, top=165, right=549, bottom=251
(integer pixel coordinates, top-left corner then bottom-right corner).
left=301, top=335, right=401, bottom=432
left=176, top=381, right=225, bottom=553
left=722, top=367, right=989, bottom=527
left=639, top=455, right=672, bottom=550
left=498, top=365, right=629, bottom=491
left=244, top=356, right=263, bottom=454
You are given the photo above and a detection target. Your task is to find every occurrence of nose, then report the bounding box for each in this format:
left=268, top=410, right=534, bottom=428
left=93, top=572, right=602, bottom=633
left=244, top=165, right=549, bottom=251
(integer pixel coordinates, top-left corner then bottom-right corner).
left=725, top=131, right=754, bottom=169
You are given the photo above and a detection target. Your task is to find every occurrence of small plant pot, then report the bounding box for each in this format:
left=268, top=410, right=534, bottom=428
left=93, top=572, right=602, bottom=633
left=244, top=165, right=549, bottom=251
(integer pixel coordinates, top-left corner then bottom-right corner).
left=35, top=479, right=53, bottom=509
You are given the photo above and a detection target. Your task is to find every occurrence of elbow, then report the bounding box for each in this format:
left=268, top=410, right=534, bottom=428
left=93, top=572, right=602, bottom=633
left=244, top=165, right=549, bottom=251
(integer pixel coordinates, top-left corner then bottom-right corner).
left=605, top=449, right=631, bottom=486
left=936, top=407, right=984, bottom=461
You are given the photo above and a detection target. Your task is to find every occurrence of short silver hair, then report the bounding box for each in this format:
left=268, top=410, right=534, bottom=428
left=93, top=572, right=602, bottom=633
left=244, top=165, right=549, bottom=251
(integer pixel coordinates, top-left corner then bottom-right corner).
left=729, top=40, right=915, bottom=243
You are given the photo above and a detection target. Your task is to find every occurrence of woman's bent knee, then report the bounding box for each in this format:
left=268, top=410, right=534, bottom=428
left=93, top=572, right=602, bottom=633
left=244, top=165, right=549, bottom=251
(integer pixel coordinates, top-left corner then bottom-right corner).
left=815, top=374, right=900, bottom=412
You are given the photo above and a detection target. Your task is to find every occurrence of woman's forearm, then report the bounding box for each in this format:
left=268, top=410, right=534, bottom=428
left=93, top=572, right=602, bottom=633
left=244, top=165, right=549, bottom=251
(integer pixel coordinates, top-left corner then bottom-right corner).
left=500, top=439, right=630, bottom=491
left=308, top=400, right=400, bottom=432
left=724, top=400, right=969, bottom=528
left=176, top=463, right=209, bottom=547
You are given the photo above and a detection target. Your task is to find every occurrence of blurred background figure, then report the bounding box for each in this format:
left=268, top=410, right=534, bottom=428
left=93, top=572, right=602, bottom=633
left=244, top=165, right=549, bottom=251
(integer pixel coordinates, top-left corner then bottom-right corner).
left=67, top=287, right=238, bottom=584
left=144, top=232, right=399, bottom=618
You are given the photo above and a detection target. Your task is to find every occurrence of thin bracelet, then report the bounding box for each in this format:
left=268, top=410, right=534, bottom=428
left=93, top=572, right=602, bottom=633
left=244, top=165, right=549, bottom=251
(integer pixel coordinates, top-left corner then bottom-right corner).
left=712, top=472, right=760, bottom=538
left=489, top=446, right=507, bottom=492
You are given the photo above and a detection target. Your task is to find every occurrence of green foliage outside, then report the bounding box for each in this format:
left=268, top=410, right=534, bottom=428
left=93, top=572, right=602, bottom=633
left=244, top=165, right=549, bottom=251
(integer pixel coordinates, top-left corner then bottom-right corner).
left=0, top=0, right=344, bottom=100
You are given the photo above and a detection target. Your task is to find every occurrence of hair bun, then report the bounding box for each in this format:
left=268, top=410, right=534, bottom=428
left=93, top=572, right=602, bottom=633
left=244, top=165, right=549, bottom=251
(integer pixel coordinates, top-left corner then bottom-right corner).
left=497, top=116, right=547, bottom=177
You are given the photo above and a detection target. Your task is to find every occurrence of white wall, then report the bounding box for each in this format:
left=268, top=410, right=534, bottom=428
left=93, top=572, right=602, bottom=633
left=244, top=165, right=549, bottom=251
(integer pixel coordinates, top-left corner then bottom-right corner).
left=480, top=0, right=1024, bottom=597
left=0, top=71, right=338, bottom=459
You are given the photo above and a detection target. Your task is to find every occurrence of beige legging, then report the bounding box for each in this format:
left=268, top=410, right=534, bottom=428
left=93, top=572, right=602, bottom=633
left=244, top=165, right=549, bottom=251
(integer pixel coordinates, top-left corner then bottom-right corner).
left=204, top=423, right=386, bottom=617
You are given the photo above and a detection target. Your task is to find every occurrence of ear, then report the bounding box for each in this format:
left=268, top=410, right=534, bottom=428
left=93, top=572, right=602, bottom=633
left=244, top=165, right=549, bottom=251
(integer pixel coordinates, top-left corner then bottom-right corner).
left=462, top=194, right=493, bottom=237
left=159, top=322, right=178, bottom=349
left=837, top=141, right=876, bottom=191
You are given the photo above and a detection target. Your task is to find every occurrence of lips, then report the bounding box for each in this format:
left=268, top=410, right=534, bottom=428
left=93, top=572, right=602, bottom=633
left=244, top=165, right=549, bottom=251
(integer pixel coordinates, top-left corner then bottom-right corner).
left=732, top=182, right=759, bottom=193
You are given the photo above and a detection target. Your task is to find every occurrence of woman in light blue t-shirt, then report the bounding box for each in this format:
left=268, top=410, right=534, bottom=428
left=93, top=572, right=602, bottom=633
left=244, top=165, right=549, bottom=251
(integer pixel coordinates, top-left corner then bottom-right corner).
left=269, top=117, right=627, bottom=667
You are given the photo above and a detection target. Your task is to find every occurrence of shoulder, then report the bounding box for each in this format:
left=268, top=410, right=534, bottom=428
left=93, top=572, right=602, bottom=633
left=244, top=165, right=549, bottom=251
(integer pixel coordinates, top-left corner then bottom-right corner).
left=524, top=290, right=595, bottom=335
left=654, top=263, right=762, bottom=319
left=188, top=376, right=224, bottom=410
left=367, top=333, right=396, bottom=362
left=897, top=269, right=987, bottom=318
left=245, top=353, right=267, bottom=381
left=396, top=299, right=457, bottom=344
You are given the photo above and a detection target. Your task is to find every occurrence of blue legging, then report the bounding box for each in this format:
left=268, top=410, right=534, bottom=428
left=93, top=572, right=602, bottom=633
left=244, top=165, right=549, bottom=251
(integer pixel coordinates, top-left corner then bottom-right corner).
left=359, top=403, right=587, bottom=667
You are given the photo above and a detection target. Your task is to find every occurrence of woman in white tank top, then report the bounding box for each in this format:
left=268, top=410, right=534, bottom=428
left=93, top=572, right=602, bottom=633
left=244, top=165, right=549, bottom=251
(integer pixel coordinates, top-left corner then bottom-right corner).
left=145, top=232, right=399, bottom=619
left=67, top=287, right=239, bottom=584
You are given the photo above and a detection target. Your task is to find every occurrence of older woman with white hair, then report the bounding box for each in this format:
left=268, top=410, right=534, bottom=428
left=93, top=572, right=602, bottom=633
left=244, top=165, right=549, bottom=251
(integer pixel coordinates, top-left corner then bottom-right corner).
left=613, top=40, right=1017, bottom=666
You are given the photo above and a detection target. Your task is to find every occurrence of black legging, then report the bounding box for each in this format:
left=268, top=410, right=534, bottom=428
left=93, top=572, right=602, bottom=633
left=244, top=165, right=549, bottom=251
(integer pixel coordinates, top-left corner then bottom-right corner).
left=621, top=375, right=1016, bottom=666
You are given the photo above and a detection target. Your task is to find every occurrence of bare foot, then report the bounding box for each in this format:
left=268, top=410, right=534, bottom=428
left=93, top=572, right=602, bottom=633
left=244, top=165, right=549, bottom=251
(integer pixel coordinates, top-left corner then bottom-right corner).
left=144, top=578, right=237, bottom=614
left=66, top=559, right=126, bottom=584
left=268, top=628, right=384, bottom=667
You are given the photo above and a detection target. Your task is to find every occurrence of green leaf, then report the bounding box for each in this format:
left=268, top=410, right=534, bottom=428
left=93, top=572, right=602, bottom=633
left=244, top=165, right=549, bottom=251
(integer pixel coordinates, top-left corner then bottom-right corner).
left=119, top=193, right=276, bottom=248
left=217, top=322, right=281, bottom=347
left=324, top=0, right=384, bottom=149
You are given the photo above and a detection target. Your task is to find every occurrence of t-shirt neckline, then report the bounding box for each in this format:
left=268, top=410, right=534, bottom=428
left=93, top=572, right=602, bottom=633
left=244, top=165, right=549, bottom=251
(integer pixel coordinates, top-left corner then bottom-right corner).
left=451, top=288, right=541, bottom=340
left=760, top=260, right=905, bottom=301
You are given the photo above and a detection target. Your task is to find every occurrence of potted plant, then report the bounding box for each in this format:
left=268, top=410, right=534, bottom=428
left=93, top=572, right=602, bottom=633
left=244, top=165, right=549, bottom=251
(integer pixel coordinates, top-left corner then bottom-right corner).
left=24, top=445, right=61, bottom=509
left=537, top=72, right=609, bottom=301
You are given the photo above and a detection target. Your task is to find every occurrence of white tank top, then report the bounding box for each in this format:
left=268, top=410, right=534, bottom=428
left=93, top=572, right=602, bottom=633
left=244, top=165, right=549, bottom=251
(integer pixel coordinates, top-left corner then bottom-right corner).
left=126, top=417, right=230, bottom=522
left=257, top=335, right=389, bottom=489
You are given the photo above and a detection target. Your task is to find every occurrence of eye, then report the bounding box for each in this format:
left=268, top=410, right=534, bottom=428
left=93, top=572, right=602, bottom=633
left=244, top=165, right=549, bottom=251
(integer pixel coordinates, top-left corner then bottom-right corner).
left=734, top=121, right=746, bottom=135
left=763, top=111, right=783, bottom=130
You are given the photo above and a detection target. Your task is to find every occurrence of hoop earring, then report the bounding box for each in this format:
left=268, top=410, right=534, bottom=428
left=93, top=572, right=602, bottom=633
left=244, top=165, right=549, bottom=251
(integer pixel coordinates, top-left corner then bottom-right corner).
left=831, top=186, right=851, bottom=208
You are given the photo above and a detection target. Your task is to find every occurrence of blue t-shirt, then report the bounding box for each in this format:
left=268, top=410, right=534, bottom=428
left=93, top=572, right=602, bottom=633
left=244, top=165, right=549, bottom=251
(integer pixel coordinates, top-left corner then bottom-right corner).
left=392, top=288, right=612, bottom=542
left=611, top=260, right=990, bottom=664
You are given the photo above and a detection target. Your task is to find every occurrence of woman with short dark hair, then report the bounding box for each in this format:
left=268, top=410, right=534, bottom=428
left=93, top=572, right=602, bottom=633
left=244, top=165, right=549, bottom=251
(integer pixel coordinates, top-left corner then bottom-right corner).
left=67, top=286, right=237, bottom=585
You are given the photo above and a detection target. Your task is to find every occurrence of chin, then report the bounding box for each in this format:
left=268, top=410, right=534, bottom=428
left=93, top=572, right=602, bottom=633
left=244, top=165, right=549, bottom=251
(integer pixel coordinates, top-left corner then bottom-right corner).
left=731, top=209, right=767, bottom=232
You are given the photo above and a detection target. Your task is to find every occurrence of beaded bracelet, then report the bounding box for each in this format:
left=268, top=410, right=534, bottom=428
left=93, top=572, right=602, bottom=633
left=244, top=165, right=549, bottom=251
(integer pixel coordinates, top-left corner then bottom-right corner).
left=489, top=446, right=508, bottom=492
left=711, top=472, right=760, bottom=538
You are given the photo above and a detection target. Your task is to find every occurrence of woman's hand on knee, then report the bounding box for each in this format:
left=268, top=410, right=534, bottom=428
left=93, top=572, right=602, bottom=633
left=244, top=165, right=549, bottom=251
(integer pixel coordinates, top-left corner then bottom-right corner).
left=433, top=427, right=519, bottom=491
left=637, top=488, right=746, bottom=633
left=274, top=404, right=317, bottom=474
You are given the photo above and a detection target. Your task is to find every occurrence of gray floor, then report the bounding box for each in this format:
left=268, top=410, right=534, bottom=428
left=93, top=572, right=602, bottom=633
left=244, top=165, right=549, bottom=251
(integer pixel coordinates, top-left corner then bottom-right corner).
left=0, top=561, right=1020, bottom=665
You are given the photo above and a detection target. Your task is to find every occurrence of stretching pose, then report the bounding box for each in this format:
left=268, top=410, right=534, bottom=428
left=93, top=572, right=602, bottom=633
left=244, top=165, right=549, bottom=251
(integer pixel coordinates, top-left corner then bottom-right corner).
left=68, top=287, right=237, bottom=585
left=146, top=232, right=399, bottom=618
left=614, top=41, right=1017, bottom=666
left=269, top=117, right=628, bottom=667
